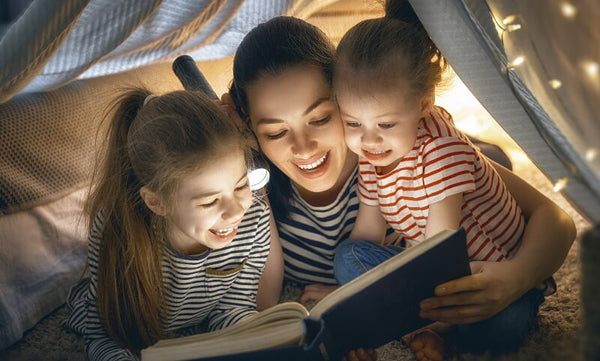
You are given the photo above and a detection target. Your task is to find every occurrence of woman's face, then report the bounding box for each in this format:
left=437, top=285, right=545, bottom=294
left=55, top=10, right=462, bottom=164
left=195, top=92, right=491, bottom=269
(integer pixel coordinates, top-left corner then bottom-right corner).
left=245, top=65, right=355, bottom=198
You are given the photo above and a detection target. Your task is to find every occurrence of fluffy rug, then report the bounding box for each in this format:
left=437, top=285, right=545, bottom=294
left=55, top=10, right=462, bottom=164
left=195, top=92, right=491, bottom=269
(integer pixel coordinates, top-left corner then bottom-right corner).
left=0, top=158, right=590, bottom=361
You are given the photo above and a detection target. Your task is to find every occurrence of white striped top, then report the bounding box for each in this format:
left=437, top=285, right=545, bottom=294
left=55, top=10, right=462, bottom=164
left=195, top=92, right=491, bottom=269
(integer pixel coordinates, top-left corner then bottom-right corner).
left=64, top=198, right=271, bottom=361
left=359, top=106, right=526, bottom=262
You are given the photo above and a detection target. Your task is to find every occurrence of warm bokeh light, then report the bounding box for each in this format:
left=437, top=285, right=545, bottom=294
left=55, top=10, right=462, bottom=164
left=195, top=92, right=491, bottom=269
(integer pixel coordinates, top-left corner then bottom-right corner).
left=561, top=2, right=577, bottom=18
left=549, top=79, right=563, bottom=89
left=584, top=61, right=599, bottom=77
left=508, top=56, right=525, bottom=68
left=502, top=15, right=517, bottom=25
left=506, top=23, right=522, bottom=32
left=553, top=177, right=569, bottom=192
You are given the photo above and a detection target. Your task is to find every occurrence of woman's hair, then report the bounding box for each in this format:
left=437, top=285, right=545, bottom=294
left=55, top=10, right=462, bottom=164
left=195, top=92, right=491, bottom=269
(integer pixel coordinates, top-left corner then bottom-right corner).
left=87, top=88, right=248, bottom=352
left=335, top=0, right=448, bottom=100
left=229, top=16, right=335, bottom=221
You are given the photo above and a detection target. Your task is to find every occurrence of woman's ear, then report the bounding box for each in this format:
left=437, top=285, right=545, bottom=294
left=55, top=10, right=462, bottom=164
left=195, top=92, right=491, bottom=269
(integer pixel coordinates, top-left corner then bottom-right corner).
left=140, top=186, right=167, bottom=216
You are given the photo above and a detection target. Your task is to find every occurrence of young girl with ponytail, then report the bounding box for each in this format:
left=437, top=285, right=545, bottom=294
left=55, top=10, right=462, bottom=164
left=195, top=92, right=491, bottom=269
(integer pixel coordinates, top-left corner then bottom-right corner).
left=64, top=89, right=276, bottom=360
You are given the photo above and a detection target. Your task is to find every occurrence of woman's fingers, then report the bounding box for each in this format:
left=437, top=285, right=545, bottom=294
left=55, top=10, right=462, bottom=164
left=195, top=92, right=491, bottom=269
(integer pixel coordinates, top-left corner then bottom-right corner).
left=420, top=302, right=493, bottom=324
left=299, top=284, right=338, bottom=304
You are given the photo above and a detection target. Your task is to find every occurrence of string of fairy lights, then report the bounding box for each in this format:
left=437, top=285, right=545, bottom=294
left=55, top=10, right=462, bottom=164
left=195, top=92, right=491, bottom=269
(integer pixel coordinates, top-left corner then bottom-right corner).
left=486, top=1, right=598, bottom=193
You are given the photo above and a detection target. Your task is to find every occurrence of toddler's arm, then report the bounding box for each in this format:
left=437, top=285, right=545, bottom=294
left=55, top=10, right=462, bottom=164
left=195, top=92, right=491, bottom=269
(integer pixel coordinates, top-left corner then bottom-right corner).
left=349, top=201, right=387, bottom=243
left=424, top=193, right=462, bottom=239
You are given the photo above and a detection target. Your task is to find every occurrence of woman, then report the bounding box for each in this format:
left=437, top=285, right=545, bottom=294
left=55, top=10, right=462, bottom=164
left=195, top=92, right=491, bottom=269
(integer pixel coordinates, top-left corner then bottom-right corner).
left=225, top=15, right=576, bottom=357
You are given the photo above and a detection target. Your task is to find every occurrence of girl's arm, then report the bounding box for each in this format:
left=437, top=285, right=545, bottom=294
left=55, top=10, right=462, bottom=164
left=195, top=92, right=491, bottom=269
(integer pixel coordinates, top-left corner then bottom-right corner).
left=349, top=202, right=388, bottom=243
left=424, top=193, right=462, bottom=239
left=256, top=213, right=284, bottom=311
left=419, top=161, right=576, bottom=324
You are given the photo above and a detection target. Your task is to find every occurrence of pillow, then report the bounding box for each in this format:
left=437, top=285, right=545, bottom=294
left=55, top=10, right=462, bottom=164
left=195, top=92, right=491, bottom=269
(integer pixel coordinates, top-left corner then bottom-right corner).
left=0, top=188, right=88, bottom=349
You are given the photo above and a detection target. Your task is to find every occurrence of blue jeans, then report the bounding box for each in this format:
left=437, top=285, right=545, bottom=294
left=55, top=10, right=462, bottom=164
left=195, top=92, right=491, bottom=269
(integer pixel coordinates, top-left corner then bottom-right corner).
left=333, top=240, right=544, bottom=355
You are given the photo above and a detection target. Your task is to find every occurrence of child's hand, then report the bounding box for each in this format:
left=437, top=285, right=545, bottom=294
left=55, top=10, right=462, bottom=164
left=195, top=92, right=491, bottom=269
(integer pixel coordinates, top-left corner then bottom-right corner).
left=299, top=284, right=338, bottom=306
left=418, top=260, right=527, bottom=324
left=342, top=348, right=377, bottom=361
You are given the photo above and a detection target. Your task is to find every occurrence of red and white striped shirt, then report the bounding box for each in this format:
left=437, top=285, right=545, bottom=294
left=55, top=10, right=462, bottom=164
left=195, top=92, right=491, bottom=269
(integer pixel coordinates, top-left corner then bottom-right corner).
left=358, top=106, right=525, bottom=262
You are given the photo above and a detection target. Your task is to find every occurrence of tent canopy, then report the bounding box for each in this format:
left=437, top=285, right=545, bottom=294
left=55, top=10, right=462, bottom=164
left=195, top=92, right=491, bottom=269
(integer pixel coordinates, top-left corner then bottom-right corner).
left=1, top=0, right=597, bottom=221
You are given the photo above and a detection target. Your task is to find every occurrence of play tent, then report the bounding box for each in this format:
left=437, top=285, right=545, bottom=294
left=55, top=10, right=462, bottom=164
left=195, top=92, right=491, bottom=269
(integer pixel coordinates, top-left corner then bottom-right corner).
left=1, top=0, right=598, bottom=356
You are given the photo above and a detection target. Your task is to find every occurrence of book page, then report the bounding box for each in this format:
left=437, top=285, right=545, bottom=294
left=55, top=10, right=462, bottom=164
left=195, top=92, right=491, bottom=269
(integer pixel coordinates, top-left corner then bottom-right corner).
left=309, top=229, right=455, bottom=318
left=142, top=302, right=310, bottom=360
left=142, top=321, right=305, bottom=361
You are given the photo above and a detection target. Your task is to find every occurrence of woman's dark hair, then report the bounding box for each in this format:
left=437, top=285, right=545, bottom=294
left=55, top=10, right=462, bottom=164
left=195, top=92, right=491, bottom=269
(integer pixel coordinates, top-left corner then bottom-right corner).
left=229, top=16, right=335, bottom=221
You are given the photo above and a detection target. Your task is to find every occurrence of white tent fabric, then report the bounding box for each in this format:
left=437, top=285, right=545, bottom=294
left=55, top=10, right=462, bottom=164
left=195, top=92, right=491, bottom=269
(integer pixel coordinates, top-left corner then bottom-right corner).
left=409, top=0, right=600, bottom=223
left=0, top=0, right=331, bottom=101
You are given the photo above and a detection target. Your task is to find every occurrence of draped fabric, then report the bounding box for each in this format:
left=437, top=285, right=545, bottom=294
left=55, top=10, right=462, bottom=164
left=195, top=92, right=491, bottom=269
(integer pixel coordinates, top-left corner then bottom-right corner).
left=409, top=0, right=600, bottom=222
left=0, top=0, right=336, bottom=103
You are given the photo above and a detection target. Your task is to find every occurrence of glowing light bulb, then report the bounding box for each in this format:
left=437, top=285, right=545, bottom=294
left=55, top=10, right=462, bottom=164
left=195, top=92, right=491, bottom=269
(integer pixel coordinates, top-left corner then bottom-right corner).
left=586, top=148, right=598, bottom=161
left=502, top=15, right=517, bottom=25
left=508, top=56, right=525, bottom=69
left=506, top=24, right=522, bottom=32
left=584, top=61, right=599, bottom=77
left=548, top=79, right=562, bottom=89
left=553, top=178, right=569, bottom=192
left=248, top=168, right=270, bottom=191
left=561, top=2, right=577, bottom=18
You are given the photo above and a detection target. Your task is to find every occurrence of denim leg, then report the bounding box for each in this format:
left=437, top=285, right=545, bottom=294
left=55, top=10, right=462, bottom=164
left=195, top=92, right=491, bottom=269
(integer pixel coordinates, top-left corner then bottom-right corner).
left=448, top=288, right=545, bottom=355
left=333, top=240, right=404, bottom=285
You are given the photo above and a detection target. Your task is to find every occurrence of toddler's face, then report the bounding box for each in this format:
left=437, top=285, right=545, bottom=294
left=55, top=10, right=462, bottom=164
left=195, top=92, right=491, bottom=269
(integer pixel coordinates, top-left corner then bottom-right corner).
left=166, top=149, right=252, bottom=255
left=337, top=86, right=426, bottom=174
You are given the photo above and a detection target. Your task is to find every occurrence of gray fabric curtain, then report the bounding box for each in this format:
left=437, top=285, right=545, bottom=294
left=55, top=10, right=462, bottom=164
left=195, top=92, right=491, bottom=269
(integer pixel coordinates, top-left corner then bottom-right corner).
left=409, top=0, right=600, bottom=222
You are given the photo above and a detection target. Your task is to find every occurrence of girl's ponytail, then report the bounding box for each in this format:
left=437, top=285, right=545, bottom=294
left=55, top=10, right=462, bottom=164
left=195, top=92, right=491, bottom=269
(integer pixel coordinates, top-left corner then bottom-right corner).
left=89, top=88, right=165, bottom=352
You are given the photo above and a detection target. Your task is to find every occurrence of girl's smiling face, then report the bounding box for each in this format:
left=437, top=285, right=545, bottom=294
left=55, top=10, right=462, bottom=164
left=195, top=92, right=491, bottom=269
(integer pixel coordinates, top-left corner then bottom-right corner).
left=166, top=149, right=252, bottom=255
left=336, top=84, right=428, bottom=174
left=245, top=64, right=356, bottom=201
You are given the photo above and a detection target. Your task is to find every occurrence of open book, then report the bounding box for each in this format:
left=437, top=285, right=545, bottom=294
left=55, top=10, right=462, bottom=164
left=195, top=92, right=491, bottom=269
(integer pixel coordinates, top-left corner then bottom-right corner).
left=142, top=228, right=470, bottom=361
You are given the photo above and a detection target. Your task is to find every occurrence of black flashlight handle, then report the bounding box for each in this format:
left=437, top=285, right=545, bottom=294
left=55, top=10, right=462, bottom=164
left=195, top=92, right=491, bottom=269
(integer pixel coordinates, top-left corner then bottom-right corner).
left=172, top=55, right=218, bottom=100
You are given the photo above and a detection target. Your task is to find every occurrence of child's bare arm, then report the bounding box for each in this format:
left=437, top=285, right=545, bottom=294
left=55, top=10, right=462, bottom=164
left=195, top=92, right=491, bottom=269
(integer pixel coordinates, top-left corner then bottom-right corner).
left=256, top=213, right=283, bottom=311
left=349, top=202, right=387, bottom=243
left=424, top=193, right=462, bottom=239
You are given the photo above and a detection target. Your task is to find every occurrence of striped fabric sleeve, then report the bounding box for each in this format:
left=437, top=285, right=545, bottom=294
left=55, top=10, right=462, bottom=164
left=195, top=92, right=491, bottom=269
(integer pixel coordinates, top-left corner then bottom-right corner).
left=421, top=137, right=477, bottom=205
left=206, top=200, right=271, bottom=331
left=357, top=160, right=380, bottom=206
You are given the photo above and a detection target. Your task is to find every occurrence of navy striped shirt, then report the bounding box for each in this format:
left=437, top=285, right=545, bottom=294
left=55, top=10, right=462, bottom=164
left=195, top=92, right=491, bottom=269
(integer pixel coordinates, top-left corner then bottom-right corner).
left=278, top=168, right=360, bottom=285
left=64, top=198, right=271, bottom=361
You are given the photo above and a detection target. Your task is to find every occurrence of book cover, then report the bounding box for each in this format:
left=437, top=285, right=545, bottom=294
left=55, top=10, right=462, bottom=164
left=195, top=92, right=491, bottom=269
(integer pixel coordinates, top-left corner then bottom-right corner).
left=142, top=228, right=470, bottom=361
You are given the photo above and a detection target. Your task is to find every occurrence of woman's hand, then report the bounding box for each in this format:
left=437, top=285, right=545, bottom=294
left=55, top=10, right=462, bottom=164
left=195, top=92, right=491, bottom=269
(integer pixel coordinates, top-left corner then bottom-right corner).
left=419, top=260, right=529, bottom=324
left=342, top=348, right=377, bottom=361
left=299, top=284, right=338, bottom=305
left=220, top=93, right=259, bottom=150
